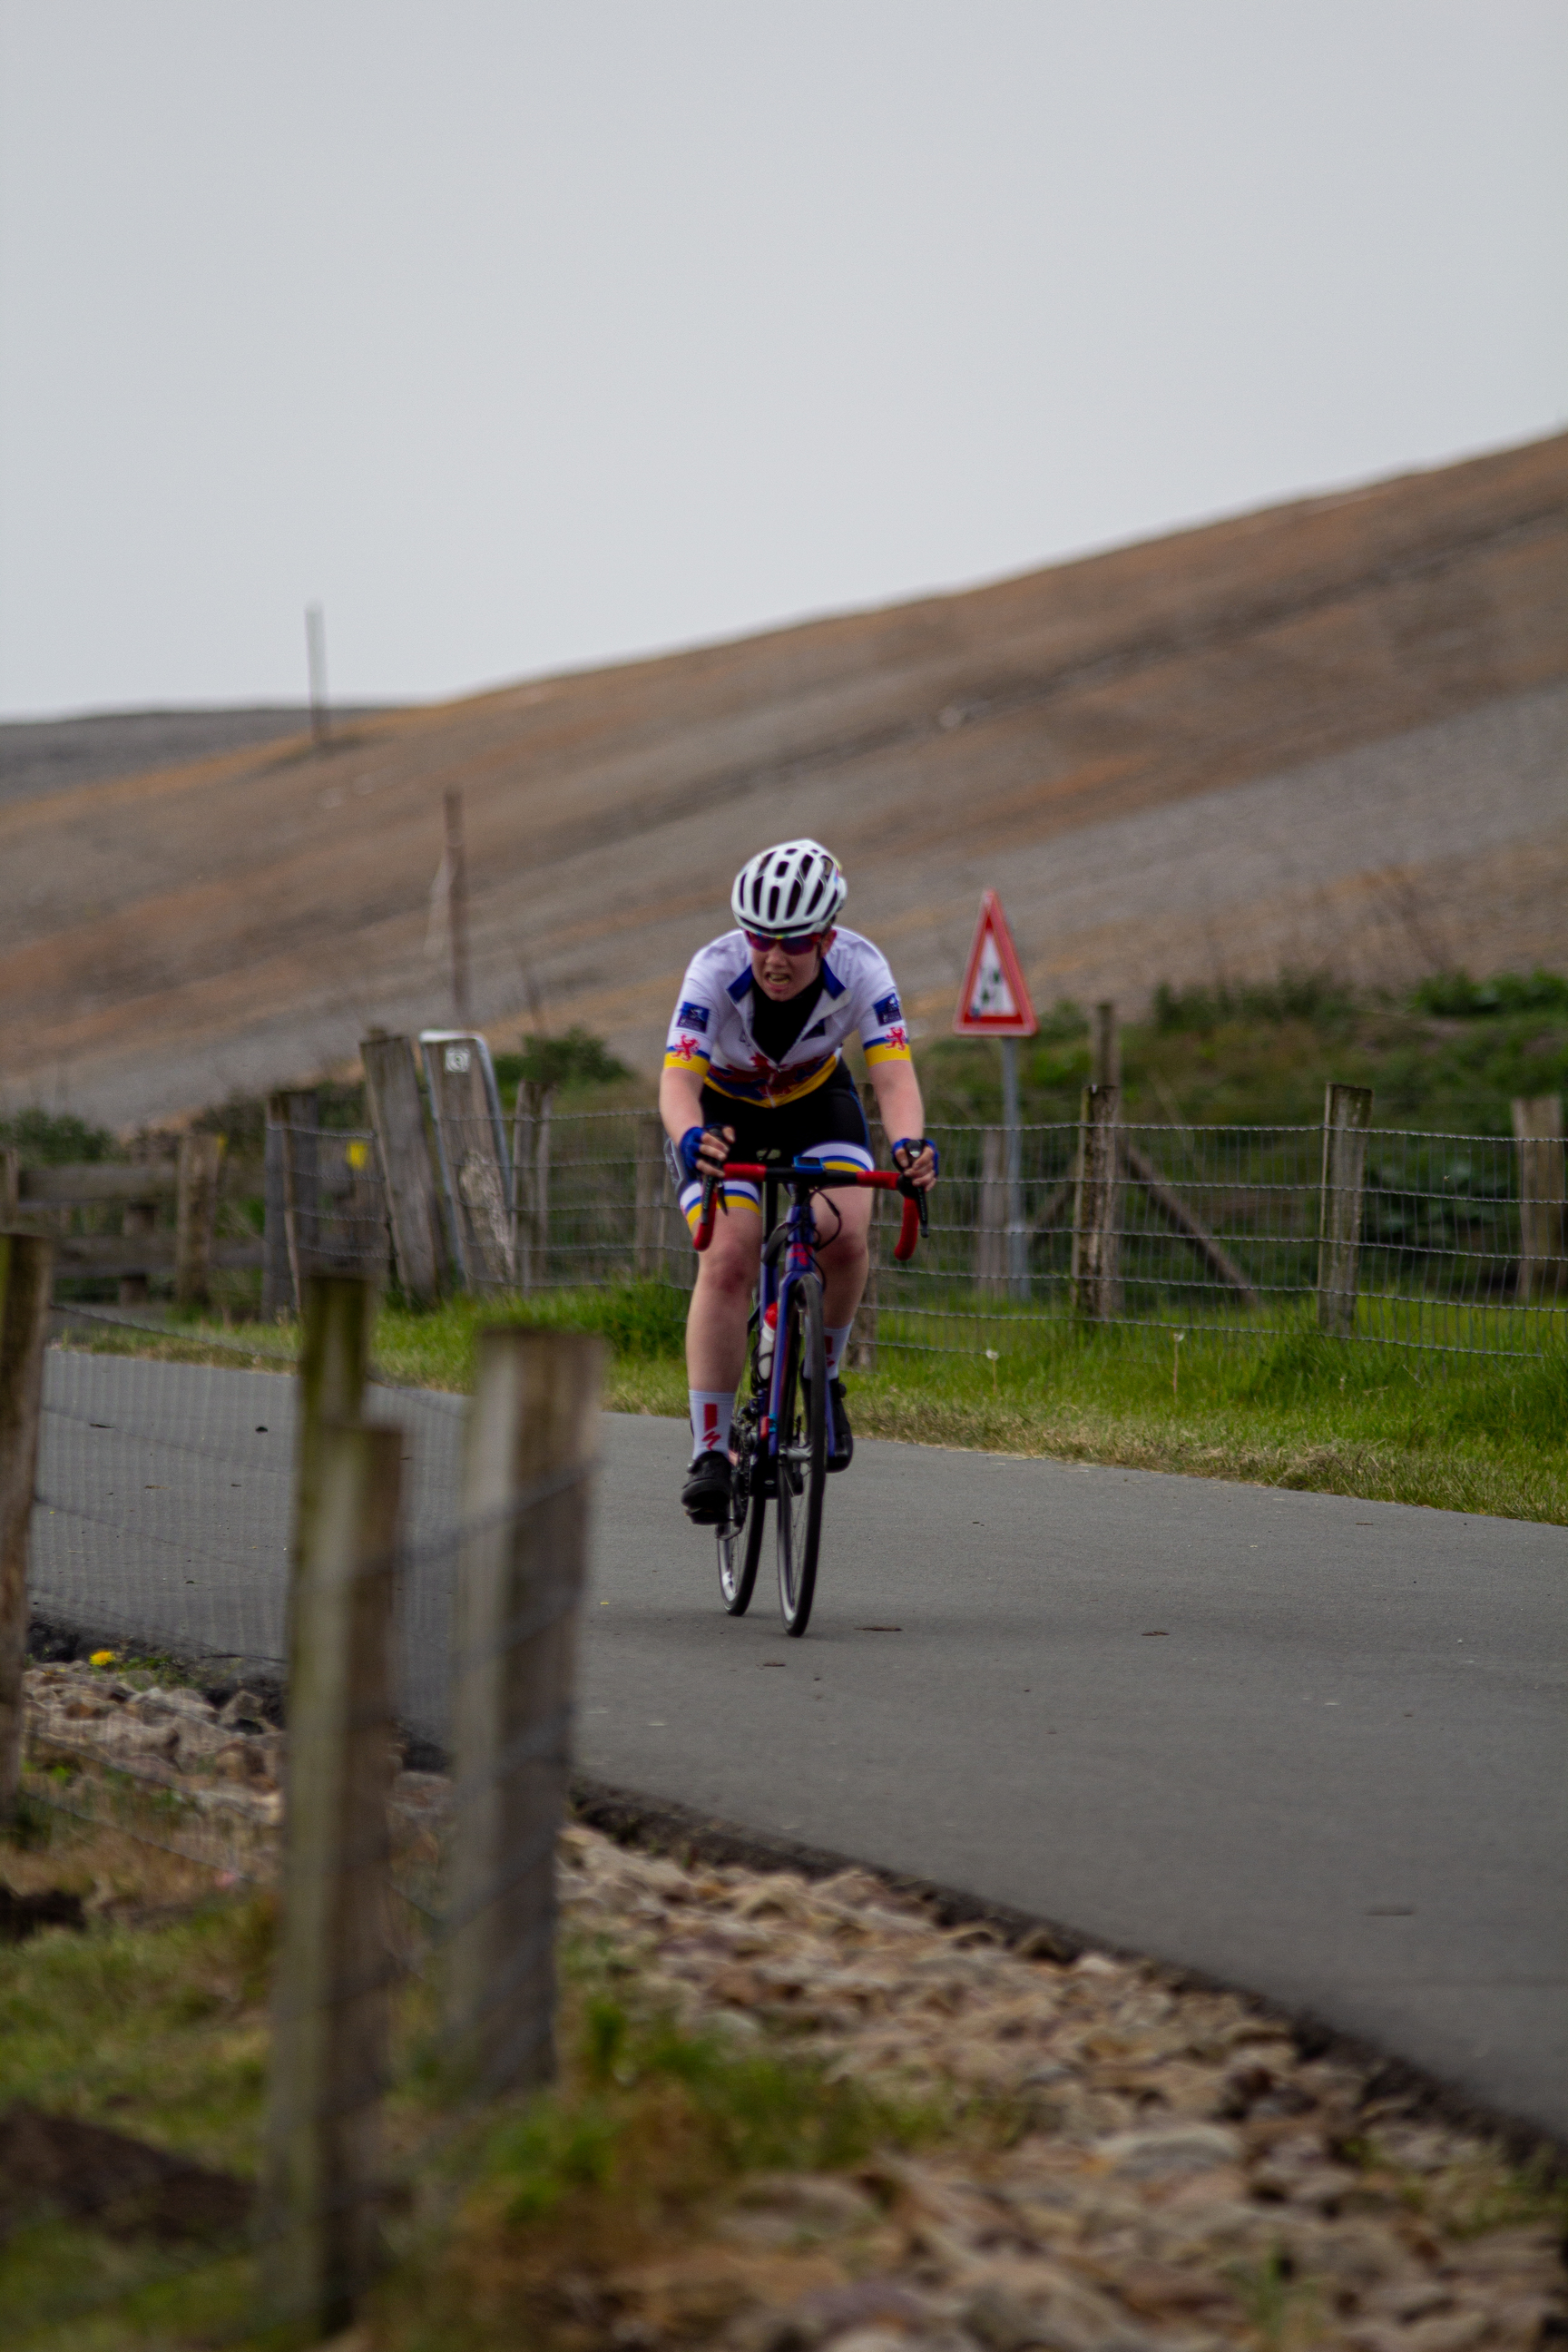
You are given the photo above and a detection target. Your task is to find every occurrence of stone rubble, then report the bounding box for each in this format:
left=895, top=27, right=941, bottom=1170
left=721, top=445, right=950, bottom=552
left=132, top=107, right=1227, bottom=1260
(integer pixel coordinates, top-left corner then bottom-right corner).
left=554, top=1831, right=1564, bottom=2352
left=16, top=1661, right=1564, bottom=2349
left=23, top=1659, right=287, bottom=1832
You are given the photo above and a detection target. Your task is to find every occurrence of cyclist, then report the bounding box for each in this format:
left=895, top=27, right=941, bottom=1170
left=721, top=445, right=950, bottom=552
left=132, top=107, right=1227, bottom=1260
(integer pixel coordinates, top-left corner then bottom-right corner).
left=661, top=839, right=938, bottom=1524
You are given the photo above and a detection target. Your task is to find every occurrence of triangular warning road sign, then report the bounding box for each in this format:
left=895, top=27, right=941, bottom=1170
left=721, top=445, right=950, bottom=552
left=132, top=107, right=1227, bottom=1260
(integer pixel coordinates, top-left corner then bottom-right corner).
left=953, top=890, right=1037, bottom=1037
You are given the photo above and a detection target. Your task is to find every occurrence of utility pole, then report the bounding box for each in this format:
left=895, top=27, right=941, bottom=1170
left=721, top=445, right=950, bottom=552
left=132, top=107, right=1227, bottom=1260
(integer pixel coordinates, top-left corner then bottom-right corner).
left=444, top=789, right=471, bottom=1026
left=306, top=604, right=329, bottom=746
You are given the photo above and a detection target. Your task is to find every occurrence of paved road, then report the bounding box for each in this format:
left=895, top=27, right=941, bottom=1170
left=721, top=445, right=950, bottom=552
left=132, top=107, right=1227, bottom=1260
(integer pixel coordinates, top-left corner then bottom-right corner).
left=32, top=1350, right=1568, bottom=2141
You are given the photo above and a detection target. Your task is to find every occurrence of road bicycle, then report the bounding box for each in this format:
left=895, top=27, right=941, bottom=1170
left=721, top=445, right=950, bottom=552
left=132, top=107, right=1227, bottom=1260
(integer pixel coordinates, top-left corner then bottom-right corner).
left=692, top=1157, right=926, bottom=1636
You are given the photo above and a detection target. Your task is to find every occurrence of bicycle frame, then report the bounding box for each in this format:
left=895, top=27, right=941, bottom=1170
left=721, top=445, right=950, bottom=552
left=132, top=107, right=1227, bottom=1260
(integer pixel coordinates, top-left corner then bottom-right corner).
left=693, top=1159, right=926, bottom=1464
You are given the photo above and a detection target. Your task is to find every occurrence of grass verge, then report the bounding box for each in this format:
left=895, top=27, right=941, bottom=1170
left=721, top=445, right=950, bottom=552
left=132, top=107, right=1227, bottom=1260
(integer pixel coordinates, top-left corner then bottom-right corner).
left=59, top=1286, right=1568, bottom=1524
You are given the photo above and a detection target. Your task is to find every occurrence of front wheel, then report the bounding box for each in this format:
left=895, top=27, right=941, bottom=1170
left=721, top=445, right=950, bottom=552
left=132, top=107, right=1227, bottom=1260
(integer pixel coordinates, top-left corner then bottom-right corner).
left=717, top=1416, right=767, bottom=1615
left=774, top=1276, right=827, bottom=1636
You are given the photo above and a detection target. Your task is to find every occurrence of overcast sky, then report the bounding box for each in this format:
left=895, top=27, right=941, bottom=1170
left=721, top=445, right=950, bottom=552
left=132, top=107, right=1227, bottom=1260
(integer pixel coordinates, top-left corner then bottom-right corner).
left=2, top=1, right=1563, bottom=720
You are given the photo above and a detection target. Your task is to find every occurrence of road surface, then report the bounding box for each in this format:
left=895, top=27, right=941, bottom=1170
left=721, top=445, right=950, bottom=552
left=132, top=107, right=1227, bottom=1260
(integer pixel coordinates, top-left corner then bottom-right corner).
left=31, top=1348, right=1568, bottom=2141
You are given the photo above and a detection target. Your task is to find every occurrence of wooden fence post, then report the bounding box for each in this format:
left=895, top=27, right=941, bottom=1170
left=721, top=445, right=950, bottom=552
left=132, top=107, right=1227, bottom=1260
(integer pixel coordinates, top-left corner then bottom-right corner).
left=1317, top=1084, right=1374, bottom=1337
left=0, top=1232, right=54, bottom=1819
left=1072, top=1084, right=1121, bottom=1321
left=174, top=1132, right=222, bottom=1308
left=119, top=1196, right=157, bottom=1306
left=1512, top=1095, right=1564, bottom=1305
left=1, top=1151, right=19, bottom=1223
left=633, top=1113, right=664, bottom=1280
left=263, top=1106, right=292, bottom=1319
left=261, top=1416, right=401, bottom=2330
left=447, top=1328, right=602, bottom=2094
left=362, top=1034, right=444, bottom=1307
left=1091, top=1001, right=1121, bottom=1092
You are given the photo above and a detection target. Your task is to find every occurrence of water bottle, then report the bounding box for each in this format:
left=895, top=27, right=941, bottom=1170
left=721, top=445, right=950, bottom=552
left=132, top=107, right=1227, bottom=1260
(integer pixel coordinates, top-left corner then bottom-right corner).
left=756, top=1299, right=778, bottom=1377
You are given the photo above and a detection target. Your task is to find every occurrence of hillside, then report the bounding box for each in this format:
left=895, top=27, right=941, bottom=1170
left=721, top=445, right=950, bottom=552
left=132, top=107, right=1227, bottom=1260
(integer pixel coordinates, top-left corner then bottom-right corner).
left=1, top=433, right=1563, bottom=1129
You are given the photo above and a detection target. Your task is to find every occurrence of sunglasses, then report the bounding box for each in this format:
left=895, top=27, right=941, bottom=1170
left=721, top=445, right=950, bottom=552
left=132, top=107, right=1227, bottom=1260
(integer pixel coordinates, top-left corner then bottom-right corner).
left=744, top=929, right=824, bottom=956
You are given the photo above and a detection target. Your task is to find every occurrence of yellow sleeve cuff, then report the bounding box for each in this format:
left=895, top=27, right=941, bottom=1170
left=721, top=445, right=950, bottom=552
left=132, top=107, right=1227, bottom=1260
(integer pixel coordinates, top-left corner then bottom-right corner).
left=864, top=1039, right=913, bottom=1068
left=663, top=1044, right=711, bottom=1072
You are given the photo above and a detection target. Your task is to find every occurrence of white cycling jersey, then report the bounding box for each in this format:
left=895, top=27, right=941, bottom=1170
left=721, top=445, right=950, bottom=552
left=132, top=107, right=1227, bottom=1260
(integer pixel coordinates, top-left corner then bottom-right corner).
left=663, top=927, right=912, bottom=1110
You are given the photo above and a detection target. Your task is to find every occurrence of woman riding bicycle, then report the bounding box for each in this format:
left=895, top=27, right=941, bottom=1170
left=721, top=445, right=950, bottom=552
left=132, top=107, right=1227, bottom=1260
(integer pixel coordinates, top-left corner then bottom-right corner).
left=661, top=839, right=938, bottom=1524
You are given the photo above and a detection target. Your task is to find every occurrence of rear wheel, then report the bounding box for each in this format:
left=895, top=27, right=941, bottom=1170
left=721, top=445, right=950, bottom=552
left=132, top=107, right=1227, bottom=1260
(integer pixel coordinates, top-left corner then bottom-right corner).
left=775, top=1275, right=827, bottom=1636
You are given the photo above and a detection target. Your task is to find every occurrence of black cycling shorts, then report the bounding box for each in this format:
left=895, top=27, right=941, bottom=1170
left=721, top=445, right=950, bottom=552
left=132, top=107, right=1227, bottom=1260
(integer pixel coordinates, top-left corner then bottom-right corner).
left=678, top=1064, right=872, bottom=1227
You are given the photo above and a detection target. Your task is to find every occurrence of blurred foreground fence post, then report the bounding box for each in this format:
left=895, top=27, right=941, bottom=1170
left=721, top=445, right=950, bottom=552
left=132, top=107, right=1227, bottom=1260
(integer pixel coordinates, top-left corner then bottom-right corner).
left=294, top=1276, right=375, bottom=1573
left=448, top=1327, right=602, bottom=2093
left=362, top=1032, right=445, bottom=1307
left=1072, top=1083, right=1121, bottom=1321
left=261, top=1415, right=402, bottom=2331
left=0, top=1151, right=17, bottom=1222
left=0, top=1231, right=54, bottom=1819
left=1317, top=1084, right=1373, bottom=1337
left=173, top=1132, right=221, bottom=1308
left=1512, top=1095, right=1564, bottom=1305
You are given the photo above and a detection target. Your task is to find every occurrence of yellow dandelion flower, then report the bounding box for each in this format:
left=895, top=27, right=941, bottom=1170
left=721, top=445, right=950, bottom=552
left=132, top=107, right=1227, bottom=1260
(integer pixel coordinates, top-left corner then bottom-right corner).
left=90, top=1648, right=117, bottom=1668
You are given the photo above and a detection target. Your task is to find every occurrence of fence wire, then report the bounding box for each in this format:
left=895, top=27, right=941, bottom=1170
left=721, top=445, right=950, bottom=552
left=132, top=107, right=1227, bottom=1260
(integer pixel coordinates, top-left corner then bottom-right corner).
left=31, top=1331, right=465, bottom=1749
left=413, top=1107, right=1563, bottom=1361
left=276, top=1122, right=390, bottom=1279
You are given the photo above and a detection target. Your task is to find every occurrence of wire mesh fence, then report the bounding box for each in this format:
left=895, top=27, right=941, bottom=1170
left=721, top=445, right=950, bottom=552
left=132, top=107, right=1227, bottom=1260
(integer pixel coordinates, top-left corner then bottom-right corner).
left=865, top=1118, right=1567, bottom=1360
left=139, top=1089, right=1566, bottom=1363
left=274, top=1123, right=391, bottom=1283
left=418, top=1104, right=1564, bottom=1363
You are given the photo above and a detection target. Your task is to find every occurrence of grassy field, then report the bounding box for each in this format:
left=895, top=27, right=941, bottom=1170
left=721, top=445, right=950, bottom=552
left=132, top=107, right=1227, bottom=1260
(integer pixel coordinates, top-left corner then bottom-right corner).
left=63, top=1281, right=1568, bottom=1525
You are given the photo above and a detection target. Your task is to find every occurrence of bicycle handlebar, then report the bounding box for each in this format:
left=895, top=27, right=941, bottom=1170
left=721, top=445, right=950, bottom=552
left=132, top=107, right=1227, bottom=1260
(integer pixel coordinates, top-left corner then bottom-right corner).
left=692, top=1161, right=928, bottom=1260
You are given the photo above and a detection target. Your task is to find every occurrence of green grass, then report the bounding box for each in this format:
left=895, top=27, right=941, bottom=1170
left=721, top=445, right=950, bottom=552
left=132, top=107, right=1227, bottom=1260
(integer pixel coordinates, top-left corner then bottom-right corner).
left=62, top=1279, right=1568, bottom=1524
left=853, top=1312, right=1568, bottom=1524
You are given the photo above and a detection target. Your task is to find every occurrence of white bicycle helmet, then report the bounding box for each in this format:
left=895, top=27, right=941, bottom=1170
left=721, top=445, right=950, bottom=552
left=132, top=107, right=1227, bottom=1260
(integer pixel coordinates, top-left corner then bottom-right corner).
left=730, top=839, right=847, bottom=937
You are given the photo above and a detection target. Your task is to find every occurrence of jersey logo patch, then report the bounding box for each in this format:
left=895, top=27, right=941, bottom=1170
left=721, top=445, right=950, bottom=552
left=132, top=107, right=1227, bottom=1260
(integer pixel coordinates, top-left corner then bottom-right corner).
left=873, top=991, right=902, bottom=1024
left=677, top=1001, right=710, bottom=1031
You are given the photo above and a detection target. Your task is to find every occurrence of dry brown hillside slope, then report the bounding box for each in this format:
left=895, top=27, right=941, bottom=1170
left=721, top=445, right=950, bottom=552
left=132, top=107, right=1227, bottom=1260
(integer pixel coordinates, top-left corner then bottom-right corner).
left=4, top=433, right=1564, bottom=1128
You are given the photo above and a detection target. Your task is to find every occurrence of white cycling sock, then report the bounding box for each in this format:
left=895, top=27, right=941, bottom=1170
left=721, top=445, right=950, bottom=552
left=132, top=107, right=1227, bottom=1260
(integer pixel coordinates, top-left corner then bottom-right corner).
left=824, top=1323, right=854, bottom=1378
left=689, top=1390, right=734, bottom=1456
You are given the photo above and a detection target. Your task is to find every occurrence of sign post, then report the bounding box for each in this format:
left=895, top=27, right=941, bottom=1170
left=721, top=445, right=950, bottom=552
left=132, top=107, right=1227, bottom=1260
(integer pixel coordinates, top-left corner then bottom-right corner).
left=953, top=892, right=1037, bottom=1300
